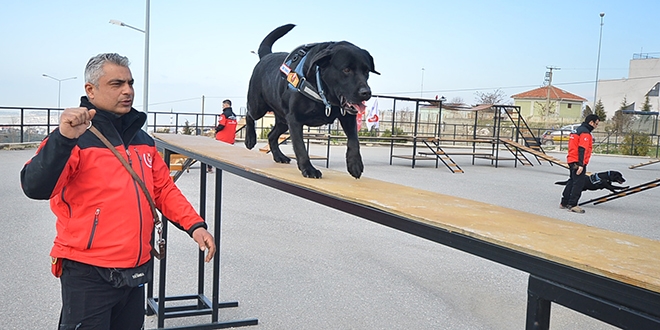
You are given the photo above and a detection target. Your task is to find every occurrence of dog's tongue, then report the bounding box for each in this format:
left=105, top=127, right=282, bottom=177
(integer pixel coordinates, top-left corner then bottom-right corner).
left=351, top=101, right=367, bottom=113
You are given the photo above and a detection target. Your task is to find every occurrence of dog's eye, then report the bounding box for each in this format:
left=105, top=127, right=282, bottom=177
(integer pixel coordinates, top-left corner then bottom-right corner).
left=343, top=68, right=351, bottom=74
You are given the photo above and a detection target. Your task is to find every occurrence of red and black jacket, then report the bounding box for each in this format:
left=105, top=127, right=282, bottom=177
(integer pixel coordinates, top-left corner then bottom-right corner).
left=21, top=96, right=206, bottom=268
left=566, top=122, right=594, bottom=166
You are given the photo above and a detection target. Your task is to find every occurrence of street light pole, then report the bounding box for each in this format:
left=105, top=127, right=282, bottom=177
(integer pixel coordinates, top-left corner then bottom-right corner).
left=109, top=0, right=150, bottom=131
left=593, top=12, right=605, bottom=108
left=42, top=74, right=77, bottom=108
left=420, top=68, right=425, bottom=98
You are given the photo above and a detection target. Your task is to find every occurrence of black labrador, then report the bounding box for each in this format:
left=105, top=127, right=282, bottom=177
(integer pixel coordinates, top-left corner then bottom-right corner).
left=245, top=24, right=379, bottom=179
left=555, top=170, right=629, bottom=192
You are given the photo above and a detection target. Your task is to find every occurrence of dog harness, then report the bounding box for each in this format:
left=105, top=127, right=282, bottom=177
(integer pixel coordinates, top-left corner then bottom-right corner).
left=279, top=44, right=335, bottom=117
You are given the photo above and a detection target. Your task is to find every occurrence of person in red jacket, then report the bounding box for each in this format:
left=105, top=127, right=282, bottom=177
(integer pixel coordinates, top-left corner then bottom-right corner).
left=208, top=99, right=238, bottom=173
left=560, top=114, right=600, bottom=213
left=215, top=99, right=238, bottom=144
left=20, top=53, right=216, bottom=330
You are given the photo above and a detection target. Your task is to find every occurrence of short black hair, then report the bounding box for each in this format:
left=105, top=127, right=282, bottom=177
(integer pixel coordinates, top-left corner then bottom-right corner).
left=584, top=114, right=600, bottom=124
left=222, top=99, right=232, bottom=106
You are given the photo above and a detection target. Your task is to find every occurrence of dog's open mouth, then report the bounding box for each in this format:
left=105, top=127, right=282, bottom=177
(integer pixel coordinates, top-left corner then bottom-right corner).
left=340, top=96, right=366, bottom=115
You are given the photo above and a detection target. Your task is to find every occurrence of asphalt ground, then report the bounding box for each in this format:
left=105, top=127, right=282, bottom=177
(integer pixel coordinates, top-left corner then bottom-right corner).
left=2, top=144, right=659, bottom=329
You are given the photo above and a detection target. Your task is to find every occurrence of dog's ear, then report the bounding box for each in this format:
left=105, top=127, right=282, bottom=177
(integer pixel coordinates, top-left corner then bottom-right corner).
left=361, top=49, right=380, bottom=75
left=308, top=46, right=334, bottom=70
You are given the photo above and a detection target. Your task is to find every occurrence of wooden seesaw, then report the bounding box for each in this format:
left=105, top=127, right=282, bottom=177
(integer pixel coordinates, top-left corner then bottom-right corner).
left=154, top=133, right=660, bottom=330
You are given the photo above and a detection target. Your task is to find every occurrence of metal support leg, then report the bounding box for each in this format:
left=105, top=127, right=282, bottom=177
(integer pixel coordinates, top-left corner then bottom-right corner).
left=146, top=159, right=257, bottom=329
left=526, top=274, right=660, bottom=330
left=526, top=276, right=550, bottom=330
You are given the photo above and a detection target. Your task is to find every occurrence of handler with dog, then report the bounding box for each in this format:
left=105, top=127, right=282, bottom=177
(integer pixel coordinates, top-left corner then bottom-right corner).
left=560, top=114, right=600, bottom=213
left=20, top=53, right=216, bottom=329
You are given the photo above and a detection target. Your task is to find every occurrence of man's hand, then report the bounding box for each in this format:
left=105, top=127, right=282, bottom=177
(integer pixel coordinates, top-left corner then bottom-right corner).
left=59, top=107, right=96, bottom=139
left=576, top=165, right=584, bottom=175
left=192, top=228, right=216, bottom=262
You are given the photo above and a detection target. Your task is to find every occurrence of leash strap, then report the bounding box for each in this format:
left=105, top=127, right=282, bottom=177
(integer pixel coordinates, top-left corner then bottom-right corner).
left=88, top=125, right=165, bottom=260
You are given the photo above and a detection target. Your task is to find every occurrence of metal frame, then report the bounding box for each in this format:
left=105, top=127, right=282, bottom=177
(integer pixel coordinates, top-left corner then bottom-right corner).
left=146, top=150, right=258, bottom=329
left=156, top=138, right=660, bottom=330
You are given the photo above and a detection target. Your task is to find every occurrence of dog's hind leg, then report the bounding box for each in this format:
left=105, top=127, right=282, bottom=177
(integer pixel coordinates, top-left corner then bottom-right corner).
left=286, top=120, right=321, bottom=178
left=268, top=119, right=291, bottom=164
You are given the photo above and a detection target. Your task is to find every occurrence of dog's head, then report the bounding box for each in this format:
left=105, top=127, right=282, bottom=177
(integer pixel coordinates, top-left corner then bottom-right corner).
left=605, top=170, right=626, bottom=184
left=308, top=41, right=379, bottom=115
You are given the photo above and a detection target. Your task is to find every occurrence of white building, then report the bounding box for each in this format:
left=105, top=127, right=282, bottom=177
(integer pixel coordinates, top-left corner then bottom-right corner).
left=598, top=54, right=660, bottom=118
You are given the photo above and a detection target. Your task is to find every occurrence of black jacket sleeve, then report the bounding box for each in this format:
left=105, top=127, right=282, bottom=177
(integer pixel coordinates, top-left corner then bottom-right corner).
left=20, top=130, right=77, bottom=200
left=577, top=147, right=585, bottom=166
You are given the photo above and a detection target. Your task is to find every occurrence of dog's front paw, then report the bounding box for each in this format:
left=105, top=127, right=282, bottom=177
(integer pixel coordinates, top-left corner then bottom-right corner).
left=301, top=166, right=322, bottom=179
left=346, top=155, right=364, bottom=179
left=245, top=131, right=257, bottom=150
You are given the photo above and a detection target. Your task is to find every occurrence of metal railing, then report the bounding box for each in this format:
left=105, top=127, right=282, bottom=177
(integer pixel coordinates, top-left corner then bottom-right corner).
left=2, top=106, right=659, bottom=157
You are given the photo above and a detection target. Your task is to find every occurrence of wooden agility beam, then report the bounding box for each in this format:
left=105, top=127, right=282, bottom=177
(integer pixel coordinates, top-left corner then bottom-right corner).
left=154, top=133, right=660, bottom=330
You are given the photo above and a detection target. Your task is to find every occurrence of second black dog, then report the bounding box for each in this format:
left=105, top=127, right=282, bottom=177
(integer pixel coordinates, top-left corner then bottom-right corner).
left=555, top=170, right=628, bottom=192
left=245, top=24, right=378, bottom=179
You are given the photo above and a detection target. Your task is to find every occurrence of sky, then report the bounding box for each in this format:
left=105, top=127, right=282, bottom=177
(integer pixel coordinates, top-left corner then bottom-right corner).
left=1, top=0, right=659, bottom=116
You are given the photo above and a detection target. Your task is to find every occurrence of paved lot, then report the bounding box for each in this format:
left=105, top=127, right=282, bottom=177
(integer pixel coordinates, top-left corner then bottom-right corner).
left=2, top=144, right=658, bottom=329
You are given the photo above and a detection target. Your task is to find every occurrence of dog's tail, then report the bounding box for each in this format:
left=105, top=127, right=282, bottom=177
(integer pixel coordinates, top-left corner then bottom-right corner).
left=257, top=24, right=295, bottom=59
left=554, top=180, right=568, bottom=186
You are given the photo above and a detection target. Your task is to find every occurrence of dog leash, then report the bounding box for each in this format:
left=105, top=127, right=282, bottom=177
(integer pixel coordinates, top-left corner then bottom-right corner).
left=88, top=124, right=165, bottom=260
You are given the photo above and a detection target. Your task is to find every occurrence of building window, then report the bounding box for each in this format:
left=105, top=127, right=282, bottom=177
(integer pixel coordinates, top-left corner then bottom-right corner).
left=567, top=103, right=572, bottom=109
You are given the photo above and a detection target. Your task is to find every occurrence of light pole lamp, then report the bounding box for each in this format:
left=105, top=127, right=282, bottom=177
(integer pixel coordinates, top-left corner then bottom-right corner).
left=42, top=74, right=77, bottom=108
left=593, top=12, right=605, bottom=108
left=109, top=0, right=150, bottom=131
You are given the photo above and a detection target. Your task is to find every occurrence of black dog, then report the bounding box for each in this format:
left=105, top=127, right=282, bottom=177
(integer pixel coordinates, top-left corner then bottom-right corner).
left=245, top=24, right=378, bottom=179
left=555, top=170, right=629, bottom=193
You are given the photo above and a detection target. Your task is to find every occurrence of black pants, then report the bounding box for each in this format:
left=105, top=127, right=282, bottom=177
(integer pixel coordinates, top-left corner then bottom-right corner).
left=59, top=259, right=144, bottom=330
left=561, top=163, right=587, bottom=207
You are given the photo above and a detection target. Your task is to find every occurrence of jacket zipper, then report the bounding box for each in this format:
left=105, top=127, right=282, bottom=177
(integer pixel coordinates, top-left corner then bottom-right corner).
left=86, top=208, right=101, bottom=249
left=61, top=187, right=72, bottom=218
left=127, top=148, right=145, bottom=267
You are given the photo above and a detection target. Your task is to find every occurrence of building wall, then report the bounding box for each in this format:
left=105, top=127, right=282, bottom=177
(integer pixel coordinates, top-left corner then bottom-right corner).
left=513, top=100, right=533, bottom=117
left=558, top=102, right=582, bottom=118
left=597, top=58, right=660, bottom=119
left=513, top=99, right=582, bottom=122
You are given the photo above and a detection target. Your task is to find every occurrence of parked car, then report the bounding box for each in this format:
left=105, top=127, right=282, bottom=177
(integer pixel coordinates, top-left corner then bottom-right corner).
left=541, top=124, right=581, bottom=145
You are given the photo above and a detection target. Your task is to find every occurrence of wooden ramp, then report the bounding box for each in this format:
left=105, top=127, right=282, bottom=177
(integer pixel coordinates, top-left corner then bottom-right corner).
left=234, top=117, right=247, bottom=135
left=499, top=139, right=569, bottom=169
left=154, top=133, right=660, bottom=329
left=258, top=134, right=290, bottom=153
left=630, top=158, right=660, bottom=169
left=579, top=178, right=660, bottom=206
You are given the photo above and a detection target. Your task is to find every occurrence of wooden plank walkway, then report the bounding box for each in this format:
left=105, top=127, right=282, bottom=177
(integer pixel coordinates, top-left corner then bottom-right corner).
left=154, top=133, right=660, bottom=329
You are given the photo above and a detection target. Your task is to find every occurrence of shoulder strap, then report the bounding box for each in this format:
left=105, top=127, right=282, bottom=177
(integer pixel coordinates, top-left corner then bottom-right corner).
left=88, top=125, right=165, bottom=259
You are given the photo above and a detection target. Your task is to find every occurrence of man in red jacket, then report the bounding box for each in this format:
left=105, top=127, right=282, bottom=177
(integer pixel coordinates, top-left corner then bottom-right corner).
left=207, top=99, right=238, bottom=173
left=21, top=53, right=216, bottom=330
left=215, top=99, right=238, bottom=144
left=560, top=114, right=600, bottom=213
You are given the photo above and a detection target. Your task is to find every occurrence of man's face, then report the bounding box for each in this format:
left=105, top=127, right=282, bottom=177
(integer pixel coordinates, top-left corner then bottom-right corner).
left=85, top=63, right=134, bottom=115
left=590, top=119, right=600, bottom=129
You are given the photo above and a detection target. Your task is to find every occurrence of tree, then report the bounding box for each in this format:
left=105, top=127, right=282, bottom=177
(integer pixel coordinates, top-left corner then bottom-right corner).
left=450, top=96, right=465, bottom=105
left=474, top=89, right=508, bottom=105
left=610, top=97, right=633, bottom=133
left=593, top=99, right=607, bottom=122
left=182, top=120, right=194, bottom=135
left=642, top=95, right=652, bottom=111
left=582, top=105, right=593, bottom=120
left=533, top=100, right=557, bottom=117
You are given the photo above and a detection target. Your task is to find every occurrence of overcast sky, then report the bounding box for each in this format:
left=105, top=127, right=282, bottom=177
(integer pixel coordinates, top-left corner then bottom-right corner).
left=1, top=0, right=658, bottom=114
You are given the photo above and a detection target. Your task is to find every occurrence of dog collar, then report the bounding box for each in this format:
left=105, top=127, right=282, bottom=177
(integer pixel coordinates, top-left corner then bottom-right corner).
left=279, top=45, right=333, bottom=116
